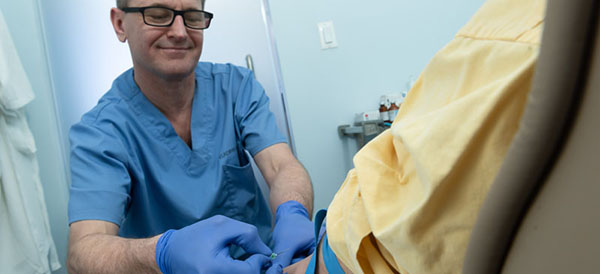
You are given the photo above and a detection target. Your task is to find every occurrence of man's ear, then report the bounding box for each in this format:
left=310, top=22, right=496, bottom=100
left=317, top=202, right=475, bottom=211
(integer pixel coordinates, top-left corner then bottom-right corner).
left=110, top=8, right=127, bottom=43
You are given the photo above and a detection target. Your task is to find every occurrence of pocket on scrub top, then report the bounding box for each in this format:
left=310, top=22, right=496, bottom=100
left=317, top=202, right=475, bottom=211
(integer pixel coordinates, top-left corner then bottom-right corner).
left=220, top=161, right=260, bottom=223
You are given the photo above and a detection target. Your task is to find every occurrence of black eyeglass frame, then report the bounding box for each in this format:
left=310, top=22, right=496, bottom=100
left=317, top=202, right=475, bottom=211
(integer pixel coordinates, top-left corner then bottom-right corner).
left=121, top=6, right=214, bottom=30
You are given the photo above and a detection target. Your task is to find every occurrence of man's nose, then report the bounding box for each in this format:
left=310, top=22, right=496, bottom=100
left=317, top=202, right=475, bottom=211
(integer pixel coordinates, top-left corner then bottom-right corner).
left=167, top=15, right=188, bottom=39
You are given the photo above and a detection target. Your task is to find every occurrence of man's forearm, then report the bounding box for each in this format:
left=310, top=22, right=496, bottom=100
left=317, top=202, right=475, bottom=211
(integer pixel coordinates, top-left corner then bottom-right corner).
left=269, top=160, right=314, bottom=216
left=68, top=233, right=161, bottom=274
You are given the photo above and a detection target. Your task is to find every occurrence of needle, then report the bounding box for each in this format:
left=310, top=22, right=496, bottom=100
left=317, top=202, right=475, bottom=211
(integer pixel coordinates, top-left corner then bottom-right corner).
left=270, top=248, right=291, bottom=260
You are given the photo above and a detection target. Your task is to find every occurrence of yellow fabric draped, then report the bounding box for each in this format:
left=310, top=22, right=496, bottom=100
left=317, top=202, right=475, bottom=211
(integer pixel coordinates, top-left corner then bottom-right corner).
left=326, top=0, right=546, bottom=273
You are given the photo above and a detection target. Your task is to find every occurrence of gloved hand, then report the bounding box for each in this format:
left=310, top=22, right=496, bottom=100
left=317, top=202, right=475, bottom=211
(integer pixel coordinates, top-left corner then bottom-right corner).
left=266, top=200, right=315, bottom=274
left=155, top=215, right=272, bottom=274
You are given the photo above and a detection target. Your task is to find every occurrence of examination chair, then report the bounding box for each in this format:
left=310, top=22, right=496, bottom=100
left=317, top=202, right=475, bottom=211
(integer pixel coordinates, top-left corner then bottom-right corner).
left=462, top=0, right=600, bottom=273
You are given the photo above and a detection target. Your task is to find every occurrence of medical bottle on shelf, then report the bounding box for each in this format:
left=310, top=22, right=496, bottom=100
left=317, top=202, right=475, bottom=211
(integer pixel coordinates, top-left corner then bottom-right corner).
left=379, top=96, right=389, bottom=123
left=388, top=96, right=400, bottom=122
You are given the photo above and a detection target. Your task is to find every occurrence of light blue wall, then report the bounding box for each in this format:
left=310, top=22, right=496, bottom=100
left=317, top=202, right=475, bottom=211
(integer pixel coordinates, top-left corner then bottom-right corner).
left=268, top=0, right=486, bottom=212
left=0, top=1, right=69, bottom=273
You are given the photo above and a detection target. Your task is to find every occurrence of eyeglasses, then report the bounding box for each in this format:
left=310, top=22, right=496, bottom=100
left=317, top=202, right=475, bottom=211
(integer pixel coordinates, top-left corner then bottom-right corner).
left=121, top=7, right=213, bottom=30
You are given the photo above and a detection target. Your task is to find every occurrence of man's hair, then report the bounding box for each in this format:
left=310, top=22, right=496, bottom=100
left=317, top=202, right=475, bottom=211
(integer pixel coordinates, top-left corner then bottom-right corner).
left=116, top=0, right=206, bottom=9
left=116, top=0, right=128, bottom=9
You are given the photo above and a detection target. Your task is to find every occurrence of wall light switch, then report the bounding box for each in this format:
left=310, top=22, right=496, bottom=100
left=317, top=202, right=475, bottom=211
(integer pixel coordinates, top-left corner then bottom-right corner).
left=318, top=21, right=338, bottom=49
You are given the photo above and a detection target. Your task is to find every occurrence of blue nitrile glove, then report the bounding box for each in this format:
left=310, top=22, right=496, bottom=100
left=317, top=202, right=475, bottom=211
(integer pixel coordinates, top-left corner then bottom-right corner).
left=266, top=200, right=315, bottom=274
left=155, top=215, right=273, bottom=274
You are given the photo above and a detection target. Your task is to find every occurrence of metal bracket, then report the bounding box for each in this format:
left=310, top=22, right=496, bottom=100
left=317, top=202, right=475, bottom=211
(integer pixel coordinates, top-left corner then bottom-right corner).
left=338, top=120, right=388, bottom=148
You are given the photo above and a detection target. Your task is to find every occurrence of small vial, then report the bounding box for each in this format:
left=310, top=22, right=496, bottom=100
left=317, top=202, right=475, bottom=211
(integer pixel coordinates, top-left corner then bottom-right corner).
left=388, top=97, right=399, bottom=122
left=379, top=96, right=390, bottom=122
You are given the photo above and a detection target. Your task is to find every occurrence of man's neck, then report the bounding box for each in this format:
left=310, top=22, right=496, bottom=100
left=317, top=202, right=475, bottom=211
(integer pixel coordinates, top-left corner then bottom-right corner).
left=133, top=68, right=195, bottom=118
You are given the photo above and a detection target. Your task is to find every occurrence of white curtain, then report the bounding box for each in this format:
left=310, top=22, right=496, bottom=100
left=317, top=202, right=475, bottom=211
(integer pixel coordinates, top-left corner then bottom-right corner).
left=0, top=9, right=60, bottom=274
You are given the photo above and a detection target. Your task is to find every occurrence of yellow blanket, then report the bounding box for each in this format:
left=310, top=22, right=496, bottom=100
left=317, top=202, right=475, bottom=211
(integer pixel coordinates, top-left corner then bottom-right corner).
left=326, top=0, right=545, bottom=273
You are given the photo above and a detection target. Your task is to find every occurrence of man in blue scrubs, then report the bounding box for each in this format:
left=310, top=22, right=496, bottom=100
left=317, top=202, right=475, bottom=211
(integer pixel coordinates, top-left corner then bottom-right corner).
left=66, top=0, right=314, bottom=273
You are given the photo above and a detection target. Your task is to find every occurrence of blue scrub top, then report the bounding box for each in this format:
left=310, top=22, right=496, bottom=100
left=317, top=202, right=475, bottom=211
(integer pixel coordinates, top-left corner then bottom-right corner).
left=68, top=63, right=286, bottom=250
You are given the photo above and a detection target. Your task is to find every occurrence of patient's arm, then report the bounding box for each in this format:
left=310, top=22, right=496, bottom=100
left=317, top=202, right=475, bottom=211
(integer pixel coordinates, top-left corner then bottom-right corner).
left=283, top=232, right=353, bottom=274
left=282, top=254, right=314, bottom=274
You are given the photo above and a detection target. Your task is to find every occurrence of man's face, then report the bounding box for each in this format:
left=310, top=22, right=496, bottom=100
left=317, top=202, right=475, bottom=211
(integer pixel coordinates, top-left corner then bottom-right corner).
left=119, top=0, right=204, bottom=80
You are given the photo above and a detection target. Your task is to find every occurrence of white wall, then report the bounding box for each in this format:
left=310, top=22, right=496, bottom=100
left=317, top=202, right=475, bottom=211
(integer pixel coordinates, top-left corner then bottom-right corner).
left=0, top=1, right=69, bottom=273
left=268, top=0, right=487, bottom=212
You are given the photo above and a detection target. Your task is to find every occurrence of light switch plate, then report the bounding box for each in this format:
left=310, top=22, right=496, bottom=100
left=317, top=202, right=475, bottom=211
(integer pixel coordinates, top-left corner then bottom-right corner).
left=318, top=21, right=338, bottom=49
